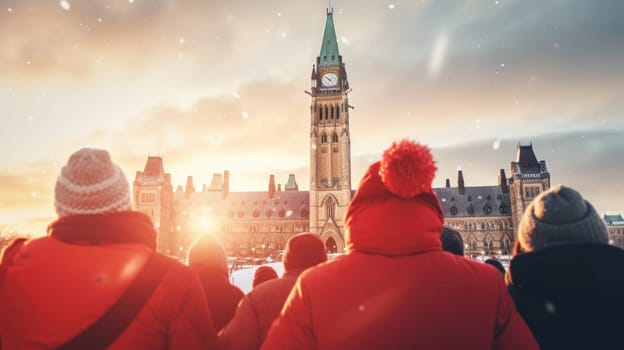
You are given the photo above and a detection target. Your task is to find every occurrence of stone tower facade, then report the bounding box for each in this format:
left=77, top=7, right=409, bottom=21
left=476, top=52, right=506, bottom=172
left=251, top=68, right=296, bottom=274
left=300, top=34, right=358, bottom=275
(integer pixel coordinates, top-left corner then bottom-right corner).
left=133, top=156, right=174, bottom=253
left=508, top=143, right=551, bottom=236
left=309, top=8, right=352, bottom=254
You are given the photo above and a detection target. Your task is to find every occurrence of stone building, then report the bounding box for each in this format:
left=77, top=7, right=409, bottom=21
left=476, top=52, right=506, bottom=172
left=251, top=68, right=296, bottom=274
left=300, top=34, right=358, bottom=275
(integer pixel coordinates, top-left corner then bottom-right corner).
left=133, top=7, right=551, bottom=258
left=604, top=213, right=624, bottom=248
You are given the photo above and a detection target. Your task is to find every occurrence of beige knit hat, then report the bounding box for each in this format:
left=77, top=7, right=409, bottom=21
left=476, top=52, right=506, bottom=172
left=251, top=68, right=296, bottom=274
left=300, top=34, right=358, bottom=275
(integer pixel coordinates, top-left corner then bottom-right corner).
left=518, top=185, right=609, bottom=252
left=54, top=148, right=131, bottom=217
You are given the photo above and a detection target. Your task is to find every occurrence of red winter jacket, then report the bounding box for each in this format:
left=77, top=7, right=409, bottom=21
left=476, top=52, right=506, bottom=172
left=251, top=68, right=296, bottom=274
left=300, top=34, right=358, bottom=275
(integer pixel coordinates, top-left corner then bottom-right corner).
left=219, top=272, right=300, bottom=350
left=262, top=249, right=538, bottom=350
left=0, top=212, right=217, bottom=350
left=261, top=159, right=538, bottom=350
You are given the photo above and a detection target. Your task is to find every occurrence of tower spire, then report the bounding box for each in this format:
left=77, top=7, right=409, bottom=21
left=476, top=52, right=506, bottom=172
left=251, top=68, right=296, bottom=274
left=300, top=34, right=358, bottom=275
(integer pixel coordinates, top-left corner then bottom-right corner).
left=319, top=5, right=340, bottom=67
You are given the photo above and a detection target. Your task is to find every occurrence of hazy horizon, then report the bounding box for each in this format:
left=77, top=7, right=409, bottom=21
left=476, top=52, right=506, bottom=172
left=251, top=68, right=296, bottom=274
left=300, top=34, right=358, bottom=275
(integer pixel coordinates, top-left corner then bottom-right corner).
left=1, top=0, right=623, bottom=235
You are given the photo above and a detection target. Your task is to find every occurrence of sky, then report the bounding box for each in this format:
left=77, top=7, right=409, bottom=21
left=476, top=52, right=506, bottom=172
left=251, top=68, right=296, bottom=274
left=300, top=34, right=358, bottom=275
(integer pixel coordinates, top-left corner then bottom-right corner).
left=1, top=0, right=623, bottom=235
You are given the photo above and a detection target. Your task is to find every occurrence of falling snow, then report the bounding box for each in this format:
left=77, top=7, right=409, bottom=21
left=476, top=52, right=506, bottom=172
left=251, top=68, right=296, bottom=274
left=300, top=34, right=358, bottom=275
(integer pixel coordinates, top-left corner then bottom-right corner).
left=7, top=7, right=12, bottom=12
left=242, top=111, right=249, bottom=119
left=475, top=119, right=481, bottom=129
left=493, top=139, right=501, bottom=150
left=27, top=115, right=33, bottom=121
left=281, top=32, right=287, bottom=38
left=232, top=92, right=240, bottom=99
left=129, top=0, right=134, bottom=3
left=59, top=1, right=70, bottom=11
left=277, top=12, right=282, bottom=17
left=341, top=36, right=350, bottom=45
left=179, top=36, right=185, bottom=45
left=500, top=63, right=505, bottom=68
left=286, top=210, right=293, bottom=217
left=388, top=4, right=396, bottom=10
left=97, top=18, right=102, bottom=23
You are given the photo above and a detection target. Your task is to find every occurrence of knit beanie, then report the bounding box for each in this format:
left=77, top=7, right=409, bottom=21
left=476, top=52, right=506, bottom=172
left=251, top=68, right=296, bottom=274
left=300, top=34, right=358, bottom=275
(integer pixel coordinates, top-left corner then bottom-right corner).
left=345, top=140, right=444, bottom=255
left=54, top=148, right=131, bottom=217
left=187, top=234, right=229, bottom=278
left=283, top=232, right=327, bottom=272
left=252, top=266, right=279, bottom=288
left=518, top=184, right=609, bottom=252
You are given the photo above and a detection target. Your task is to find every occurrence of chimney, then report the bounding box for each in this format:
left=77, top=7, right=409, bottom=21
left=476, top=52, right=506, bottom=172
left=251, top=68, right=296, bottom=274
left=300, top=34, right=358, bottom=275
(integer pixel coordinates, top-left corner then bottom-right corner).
left=185, top=176, right=195, bottom=193
left=498, top=169, right=508, bottom=193
left=268, top=174, right=276, bottom=198
left=458, top=170, right=465, bottom=195
left=223, top=170, right=230, bottom=198
left=445, top=178, right=451, bottom=188
left=176, top=185, right=183, bottom=192
left=277, top=184, right=282, bottom=192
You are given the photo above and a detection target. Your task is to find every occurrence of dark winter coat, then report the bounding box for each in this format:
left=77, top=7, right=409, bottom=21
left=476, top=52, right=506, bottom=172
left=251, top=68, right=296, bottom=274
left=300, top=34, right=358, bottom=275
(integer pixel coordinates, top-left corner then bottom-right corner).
left=0, top=212, right=217, bottom=350
left=192, top=267, right=244, bottom=331
left=506, top=243, right=624, bottom=350
left=219, top=271, right=300, bottom=350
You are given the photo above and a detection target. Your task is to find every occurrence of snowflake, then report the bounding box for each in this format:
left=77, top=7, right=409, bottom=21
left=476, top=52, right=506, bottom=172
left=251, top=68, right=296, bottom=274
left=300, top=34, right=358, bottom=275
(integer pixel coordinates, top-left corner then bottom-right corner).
left=242, top=111, right=249, bottom=119
left=232, top=92, right=240, bottom=99
left=388, top=4, right=395, bottom=10
left=129, top=0, right=135, bottom=3
left=59, top=0, right=70, bottom=11
left=492, top=139, right=501, bottom=150
left=178, top=36, right=185, bottom=45
left=97, top=17, right=102, bottom=22
left=7, top=7, right=12, bottom=12
left=341, top=36, right=349, bottom=45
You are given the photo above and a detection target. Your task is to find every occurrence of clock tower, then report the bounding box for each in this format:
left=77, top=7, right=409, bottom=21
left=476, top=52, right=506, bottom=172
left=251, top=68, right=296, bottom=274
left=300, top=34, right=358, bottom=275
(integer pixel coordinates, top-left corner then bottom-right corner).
left=309, top=7, right=352, bottom=254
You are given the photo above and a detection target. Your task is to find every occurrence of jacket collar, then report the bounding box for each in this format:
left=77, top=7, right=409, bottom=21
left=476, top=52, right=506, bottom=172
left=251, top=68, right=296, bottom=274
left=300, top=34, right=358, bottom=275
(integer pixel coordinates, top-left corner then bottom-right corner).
left=47, top=211, right=157, bottom=250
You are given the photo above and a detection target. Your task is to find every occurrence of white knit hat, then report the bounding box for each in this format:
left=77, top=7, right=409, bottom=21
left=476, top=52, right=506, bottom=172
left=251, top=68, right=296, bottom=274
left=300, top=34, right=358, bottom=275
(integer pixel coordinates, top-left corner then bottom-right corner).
left=54, top=148, right=131, bottom=217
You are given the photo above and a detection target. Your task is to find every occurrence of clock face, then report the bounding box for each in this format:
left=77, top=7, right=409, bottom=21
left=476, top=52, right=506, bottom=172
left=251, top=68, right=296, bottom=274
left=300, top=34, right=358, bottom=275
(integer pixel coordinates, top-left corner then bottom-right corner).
left=321, top=73, right=338, bottom=87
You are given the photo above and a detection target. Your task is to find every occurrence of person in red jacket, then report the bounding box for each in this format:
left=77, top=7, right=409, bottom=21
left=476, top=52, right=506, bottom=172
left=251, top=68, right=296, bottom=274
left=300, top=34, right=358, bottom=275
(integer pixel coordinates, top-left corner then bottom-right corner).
left=187, top=234, right=244, bottom=331
left=261, top=140, right=539, bottom=350
left=252, top=266, right=279, bottom=289
left=219, top=232, right=327, bottom=350
left=0, top=148, right=217, bottom=350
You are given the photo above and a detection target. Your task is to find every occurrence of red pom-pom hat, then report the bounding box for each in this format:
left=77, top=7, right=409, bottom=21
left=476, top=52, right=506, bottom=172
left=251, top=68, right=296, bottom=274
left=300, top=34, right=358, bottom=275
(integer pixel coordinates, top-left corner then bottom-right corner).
left=345, top=140, right=444, bottom=256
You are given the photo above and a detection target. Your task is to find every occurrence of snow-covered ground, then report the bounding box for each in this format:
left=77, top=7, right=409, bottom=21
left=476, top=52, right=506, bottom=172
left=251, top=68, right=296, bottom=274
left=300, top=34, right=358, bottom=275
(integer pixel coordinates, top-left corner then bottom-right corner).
left=230, top=262, right=284, bottom=294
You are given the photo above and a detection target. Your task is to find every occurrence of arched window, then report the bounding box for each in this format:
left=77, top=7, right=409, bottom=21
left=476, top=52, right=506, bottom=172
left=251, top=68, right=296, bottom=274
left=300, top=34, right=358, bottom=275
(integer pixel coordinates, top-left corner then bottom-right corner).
left=321, top=133, right=328, bottom=144
left=325, top=106, right=329, bottom=120
left=331, top=106, right=334, bottom=119
left=332, top=133, right=338, bottom=143
left=325, top=196, right=336, bottom=219
left=319, top=107, right=323, bottom=121
left=336, top=107, right=340, bottom=120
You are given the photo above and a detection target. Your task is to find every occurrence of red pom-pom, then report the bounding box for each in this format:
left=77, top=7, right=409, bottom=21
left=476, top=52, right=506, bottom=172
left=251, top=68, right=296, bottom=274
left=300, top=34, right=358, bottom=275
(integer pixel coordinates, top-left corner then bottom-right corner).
left=379, top=140, right=437, bottom=198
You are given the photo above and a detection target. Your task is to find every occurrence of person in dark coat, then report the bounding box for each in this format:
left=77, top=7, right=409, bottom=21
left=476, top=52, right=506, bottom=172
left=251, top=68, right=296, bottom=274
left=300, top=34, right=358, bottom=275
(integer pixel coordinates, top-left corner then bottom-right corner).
left=187, top=234, right=244, bottom=331
left=484, top=258, right=505, bottom=276
left=261, top=140, right=538, bottom=350
left=219, top=233, right=327, bottom=350
left=441, top=225, right=464, bottom=256
left=252, top=266, right=279, bottom=289
left=506, top=184, right=624, bottom=350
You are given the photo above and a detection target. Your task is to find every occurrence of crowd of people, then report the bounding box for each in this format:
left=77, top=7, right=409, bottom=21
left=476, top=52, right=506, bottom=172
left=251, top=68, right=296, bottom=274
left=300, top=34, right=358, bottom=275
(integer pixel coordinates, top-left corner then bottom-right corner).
left=0, top=142, right=622, bottom=349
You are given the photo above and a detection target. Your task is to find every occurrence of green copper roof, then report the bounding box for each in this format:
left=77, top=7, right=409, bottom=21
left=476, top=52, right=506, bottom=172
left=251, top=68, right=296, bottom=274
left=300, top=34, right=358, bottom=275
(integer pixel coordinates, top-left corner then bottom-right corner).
left=604, top=214, right=624, bottom=224
left=319, top=11, right=340, bottom=67
left=285, top=174, right=298, bottom=191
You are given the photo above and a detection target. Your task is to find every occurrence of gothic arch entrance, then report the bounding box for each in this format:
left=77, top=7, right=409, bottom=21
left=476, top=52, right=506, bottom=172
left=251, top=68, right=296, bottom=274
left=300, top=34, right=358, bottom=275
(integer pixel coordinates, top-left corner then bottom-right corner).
left=325, top=237, right=338, bottom=254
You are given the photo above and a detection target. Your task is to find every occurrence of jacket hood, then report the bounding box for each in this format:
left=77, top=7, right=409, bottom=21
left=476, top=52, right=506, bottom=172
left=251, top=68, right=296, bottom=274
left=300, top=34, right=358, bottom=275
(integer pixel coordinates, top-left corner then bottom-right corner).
left=345, top=162, right=443, bottom=256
